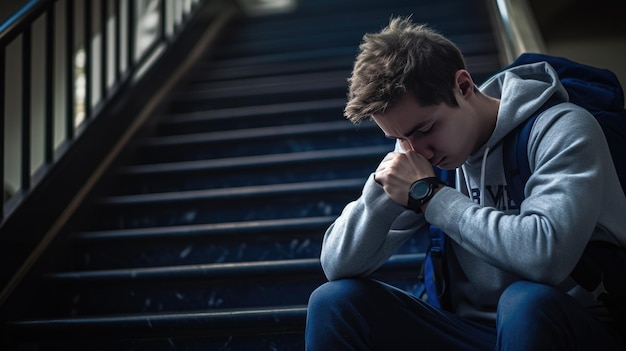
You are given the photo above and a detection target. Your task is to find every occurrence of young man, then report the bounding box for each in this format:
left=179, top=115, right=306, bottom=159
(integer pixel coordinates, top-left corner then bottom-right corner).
left=305, top=17, right=626, bottom=350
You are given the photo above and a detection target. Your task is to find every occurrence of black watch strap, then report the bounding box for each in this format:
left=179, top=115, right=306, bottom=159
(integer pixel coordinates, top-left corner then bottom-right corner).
left=407, top=177, right=444, bottom=213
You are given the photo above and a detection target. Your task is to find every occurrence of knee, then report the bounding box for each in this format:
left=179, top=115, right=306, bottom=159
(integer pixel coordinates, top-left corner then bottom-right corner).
left=497, top=280, right=564, bottom=324
left=499, top=281, right=560, bottom=307
left=308, top=278, right=371, bottom=310
left=308, top=278, right=388, bottom=318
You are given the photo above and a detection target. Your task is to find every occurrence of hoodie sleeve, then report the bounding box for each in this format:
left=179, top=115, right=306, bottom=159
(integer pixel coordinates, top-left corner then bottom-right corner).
left=320, top=173, right=429, bottom=280
left=424, top=104, right=612, bottom=285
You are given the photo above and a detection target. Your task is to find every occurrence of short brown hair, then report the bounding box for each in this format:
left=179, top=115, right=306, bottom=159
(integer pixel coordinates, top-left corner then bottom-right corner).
left=345, top=17, right=467, bottom=124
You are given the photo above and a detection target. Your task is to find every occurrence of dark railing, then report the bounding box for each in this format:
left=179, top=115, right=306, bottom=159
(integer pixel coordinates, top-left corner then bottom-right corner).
left=0, top=0, right=212, bottom=222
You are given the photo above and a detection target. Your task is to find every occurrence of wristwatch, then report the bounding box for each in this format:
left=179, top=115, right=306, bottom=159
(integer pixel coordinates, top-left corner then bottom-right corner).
left=407, top=177, right=443, bottom=212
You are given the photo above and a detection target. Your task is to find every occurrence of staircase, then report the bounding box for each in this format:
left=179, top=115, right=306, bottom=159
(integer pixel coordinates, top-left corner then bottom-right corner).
left=1, top=0, right=502, bottom=349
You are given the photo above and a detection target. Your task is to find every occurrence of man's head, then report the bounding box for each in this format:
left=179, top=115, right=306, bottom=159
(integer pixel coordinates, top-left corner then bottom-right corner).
left=345, top=17, right=467, bottom=124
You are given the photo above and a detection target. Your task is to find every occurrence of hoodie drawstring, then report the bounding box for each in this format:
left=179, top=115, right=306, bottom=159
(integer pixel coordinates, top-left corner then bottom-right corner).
left=459, top=146, right=491, bottom=208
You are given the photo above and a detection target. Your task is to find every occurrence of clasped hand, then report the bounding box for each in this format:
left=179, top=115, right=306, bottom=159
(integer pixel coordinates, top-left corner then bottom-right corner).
left=374, top=150, right=436, bottom=206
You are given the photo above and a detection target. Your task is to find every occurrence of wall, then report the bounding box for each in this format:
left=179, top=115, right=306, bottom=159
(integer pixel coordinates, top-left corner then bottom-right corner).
left=529, top=0, right=626, bottom=104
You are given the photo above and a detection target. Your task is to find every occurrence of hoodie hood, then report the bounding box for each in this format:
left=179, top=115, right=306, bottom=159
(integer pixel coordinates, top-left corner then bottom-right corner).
left=468, top=61, right=569, bottom=165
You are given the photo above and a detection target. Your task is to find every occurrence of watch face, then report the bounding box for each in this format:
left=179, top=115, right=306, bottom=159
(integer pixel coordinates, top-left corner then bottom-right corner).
left=411, top=181, right=431, bottom=199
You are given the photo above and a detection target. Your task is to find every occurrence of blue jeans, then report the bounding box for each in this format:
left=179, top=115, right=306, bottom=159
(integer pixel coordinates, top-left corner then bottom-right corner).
left=305, top=278, right=624, bottom=350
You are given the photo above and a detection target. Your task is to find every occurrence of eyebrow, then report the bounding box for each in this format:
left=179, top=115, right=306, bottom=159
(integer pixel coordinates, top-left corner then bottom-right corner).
left=384, top=120, right=430, bottom=140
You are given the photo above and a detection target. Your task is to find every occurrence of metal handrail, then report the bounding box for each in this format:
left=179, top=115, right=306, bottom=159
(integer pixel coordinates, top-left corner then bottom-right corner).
left=0, top=0, right=211, bottom=222
left=487, top=0, right=546, bottom=64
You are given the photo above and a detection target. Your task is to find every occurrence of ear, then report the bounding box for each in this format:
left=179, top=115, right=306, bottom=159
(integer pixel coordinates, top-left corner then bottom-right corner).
left=455, top=69, right=474, bottom=98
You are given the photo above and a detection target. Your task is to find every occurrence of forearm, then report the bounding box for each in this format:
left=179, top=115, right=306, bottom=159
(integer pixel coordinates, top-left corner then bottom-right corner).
left=320, top=174, right=427, bottom=280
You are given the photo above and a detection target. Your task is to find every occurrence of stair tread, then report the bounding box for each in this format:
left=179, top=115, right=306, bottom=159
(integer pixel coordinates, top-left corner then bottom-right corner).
left=138, top=120, right=373, bottom=147
left=158, top=98, right=345, bottom=124
left=45, top=253, right=423, bottom=283
left=172, top=70, right=350, bottom=100
left=7, top=305, right=308, bottom=341
left=203, top=45, right=360, bottom=68
left=189, top=57, right=353, bottom=82
left=119, top=146, right=389, bottom=175
left=72, top=216, right=335, bottom=241
left=96, top=178, right=364, bottom=205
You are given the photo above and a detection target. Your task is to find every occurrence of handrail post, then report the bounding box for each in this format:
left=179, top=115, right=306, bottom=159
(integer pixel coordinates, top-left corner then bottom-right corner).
left=488, top=0, right=546, bottom=64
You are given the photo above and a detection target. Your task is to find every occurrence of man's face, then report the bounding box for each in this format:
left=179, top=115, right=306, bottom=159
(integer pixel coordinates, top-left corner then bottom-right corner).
left=372, top=91, right=479, bottom=170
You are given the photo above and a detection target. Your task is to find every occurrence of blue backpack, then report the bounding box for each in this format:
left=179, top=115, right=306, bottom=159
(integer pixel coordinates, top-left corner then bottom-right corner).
left=420, top=54, right=626, bottom=318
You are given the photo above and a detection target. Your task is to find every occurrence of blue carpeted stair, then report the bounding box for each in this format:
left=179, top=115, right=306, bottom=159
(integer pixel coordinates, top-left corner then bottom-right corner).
left=2, top=0, right=501, bottom=349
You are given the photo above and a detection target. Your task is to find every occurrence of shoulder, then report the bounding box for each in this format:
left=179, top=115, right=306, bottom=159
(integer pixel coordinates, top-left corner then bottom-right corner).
left=531, top=102, right=601, bottom=142
left=528, top=102, right=608, bottom=168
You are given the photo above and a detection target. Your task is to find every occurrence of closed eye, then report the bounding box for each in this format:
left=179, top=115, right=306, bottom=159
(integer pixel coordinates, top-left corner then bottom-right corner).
left=413, top=122, right=434, bottom=136
left=418, top=123, right=433, bottom=134
left=406, top=118, right=435, bottom=138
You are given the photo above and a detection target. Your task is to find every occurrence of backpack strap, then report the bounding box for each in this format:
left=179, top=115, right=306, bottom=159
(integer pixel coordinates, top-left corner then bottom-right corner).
left=503, top=113, right=538, bottom=207
left=503, top=97, right=562, bottom=207
left=417, top=168, right=455, bottom=309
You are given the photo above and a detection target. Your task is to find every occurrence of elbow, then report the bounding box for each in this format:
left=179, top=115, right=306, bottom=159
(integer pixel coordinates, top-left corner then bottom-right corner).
left=320, top=255, right=347, bottom=281
left=526, top=270, right=566, bottom=286
left=320, top=254, right=369, bottom=281
left=522, top=255, right=572, bottom=286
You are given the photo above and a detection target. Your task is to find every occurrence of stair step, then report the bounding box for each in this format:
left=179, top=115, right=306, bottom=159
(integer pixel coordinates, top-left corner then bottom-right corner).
left=49, top=254, right=422, bottom=283
left=30, top=255, right=423, bottom=317
left=87, top=179, right=365, bottom=230
left=189, top=56, right=354, bottom=82
left=173, top=70, right=350, bottom=100
left=133, top=120, right=388, bottom=163
left=167, top=72, right=349, bottom=112
left=159, top=98, right=344, bottom=124
left=199, top=46, right=360, bottom=71
left=155, top=98, right=346, bottom=135
left=73, top=216, right=335, bottom=242
left=70, top=217, right=428, bottom=273
left=114, top=146, right=389, bottom=194
left=121, top=146, right=389, bottom=176
left=97, top=179, right=364, bottom=206
left=7, top=305, right=308, bottom=342
left=72, top=217, right=334, bottom=269
left=70, top=215, right=428, bottom=271
left=139, top=120, right=375, bottom=147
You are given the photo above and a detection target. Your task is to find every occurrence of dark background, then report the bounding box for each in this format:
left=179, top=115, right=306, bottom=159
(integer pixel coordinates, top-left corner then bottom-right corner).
left=0, top=0, right=31, bottom=29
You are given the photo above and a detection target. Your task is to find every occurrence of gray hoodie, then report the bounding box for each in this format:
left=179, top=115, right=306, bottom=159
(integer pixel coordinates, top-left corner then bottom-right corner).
left=320, top=61, right=626, bottom=323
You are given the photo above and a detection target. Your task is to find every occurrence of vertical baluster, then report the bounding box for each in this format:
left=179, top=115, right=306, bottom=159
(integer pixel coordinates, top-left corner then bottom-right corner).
left=127, top=0, right=135, bottom=69
left=45, top=3, right=55, bottom=164
left=65, top=0, right=75, bottom=141
left=101, top=0, right=108, bottom=100
left=114, top=0, right=121, bottom=82
left=21, top=27, right=32, bottom=192
left=0, top=46, right=5, bottom=217
left=84, top=0, right=92, bottom=121
left=159, top=0, right=166, bottom=43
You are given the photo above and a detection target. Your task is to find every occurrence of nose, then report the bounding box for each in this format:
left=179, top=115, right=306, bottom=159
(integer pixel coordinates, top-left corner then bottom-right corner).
left=407, top=137, right=435, bottom=160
